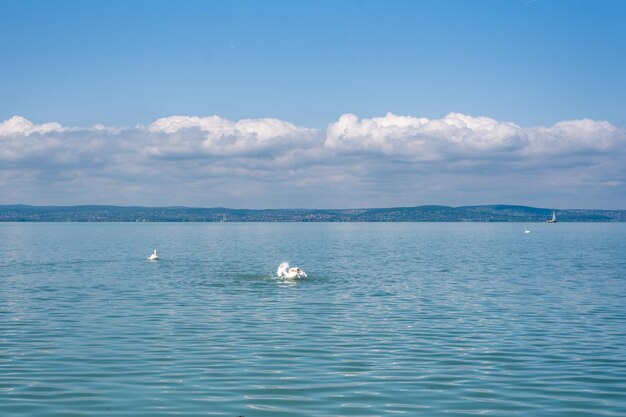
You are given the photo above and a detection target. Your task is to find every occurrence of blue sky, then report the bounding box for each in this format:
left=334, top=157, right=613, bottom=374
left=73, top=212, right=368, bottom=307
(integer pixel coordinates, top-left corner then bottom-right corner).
left=1, top=0, right=625, bottom=208
left=3, top=0, right=625, bottom=128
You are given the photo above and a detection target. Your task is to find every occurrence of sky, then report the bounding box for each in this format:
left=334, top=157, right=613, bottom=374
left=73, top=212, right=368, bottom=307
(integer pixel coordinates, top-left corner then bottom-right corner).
left=1, top=0, right=625, bottom=209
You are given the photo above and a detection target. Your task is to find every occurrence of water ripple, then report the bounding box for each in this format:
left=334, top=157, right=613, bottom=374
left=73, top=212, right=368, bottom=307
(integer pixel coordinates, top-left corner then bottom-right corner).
left=1, top=222, right=625, bottom=416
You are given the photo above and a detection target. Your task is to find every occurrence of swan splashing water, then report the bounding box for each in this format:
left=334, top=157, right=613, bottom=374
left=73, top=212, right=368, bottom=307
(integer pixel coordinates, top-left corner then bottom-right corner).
left=277, top=262, right=307, bottom=279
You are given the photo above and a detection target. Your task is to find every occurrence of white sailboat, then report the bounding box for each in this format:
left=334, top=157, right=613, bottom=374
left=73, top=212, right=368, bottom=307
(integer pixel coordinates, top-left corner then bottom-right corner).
left=547, top=210, right=557, bottom=223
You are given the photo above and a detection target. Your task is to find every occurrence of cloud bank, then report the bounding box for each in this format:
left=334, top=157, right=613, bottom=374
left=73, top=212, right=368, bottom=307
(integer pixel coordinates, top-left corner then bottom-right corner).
left=1, top=113, right=625, bottom=208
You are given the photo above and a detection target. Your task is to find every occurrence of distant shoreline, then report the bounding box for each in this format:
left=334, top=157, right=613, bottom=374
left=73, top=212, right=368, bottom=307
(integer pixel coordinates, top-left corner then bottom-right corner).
left=1, top=205, right=625, bottom=222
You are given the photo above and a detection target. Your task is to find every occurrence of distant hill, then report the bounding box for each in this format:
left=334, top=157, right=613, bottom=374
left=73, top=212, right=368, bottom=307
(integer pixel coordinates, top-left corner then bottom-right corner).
left=0, top=204, right=624, bottom=222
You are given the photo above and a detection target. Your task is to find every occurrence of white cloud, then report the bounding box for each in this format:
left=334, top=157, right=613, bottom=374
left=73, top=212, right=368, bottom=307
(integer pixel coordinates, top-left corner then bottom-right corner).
left=147, top=115, right=319, bottom=157
left=0, top=113, right=624, bottom=208
left=325, top=112, right=527, bottom=159
left=0, top=116, right=65, bottom=136
left=526, top=119, right=619, bottom=155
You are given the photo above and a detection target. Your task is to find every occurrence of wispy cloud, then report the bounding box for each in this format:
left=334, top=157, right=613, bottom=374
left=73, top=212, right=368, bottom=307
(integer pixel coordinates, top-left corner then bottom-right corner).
left=1, top=113, right=624, bottom=208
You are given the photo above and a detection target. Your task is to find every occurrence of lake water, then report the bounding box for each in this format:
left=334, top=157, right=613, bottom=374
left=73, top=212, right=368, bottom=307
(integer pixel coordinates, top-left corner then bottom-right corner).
left=1, top=222, right=625, bottom=416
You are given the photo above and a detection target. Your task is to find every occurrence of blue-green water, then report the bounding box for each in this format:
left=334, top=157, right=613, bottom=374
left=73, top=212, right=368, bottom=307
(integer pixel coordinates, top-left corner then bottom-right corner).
left=1, top=223, right=625, bottom=416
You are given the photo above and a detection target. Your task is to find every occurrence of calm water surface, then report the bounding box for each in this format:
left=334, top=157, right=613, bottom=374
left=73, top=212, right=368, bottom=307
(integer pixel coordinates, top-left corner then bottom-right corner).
left=1, top=223, right=625, bottom=416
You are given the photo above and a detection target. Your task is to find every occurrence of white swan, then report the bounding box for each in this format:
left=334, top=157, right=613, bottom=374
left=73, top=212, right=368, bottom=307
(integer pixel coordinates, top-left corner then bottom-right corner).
left=148, top=249, right=159, bottom=261
left=277, top=261, right=307, bottom=279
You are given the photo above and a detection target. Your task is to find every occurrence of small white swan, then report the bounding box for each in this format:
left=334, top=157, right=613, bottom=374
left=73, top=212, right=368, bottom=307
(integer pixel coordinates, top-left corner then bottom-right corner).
left=277, top=261, right=307, bottom=279
left=524, top=227, right=531, bottom=234
left=148, top=249, right=159, bottom=261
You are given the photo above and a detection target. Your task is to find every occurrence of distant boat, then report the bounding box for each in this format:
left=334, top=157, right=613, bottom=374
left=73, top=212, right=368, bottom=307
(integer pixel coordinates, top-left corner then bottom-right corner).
left=547, top=210, right=557, bottom=223
left=147, top=249, right=159, bottom=261
left=524, top=227, right=531, bottom=234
